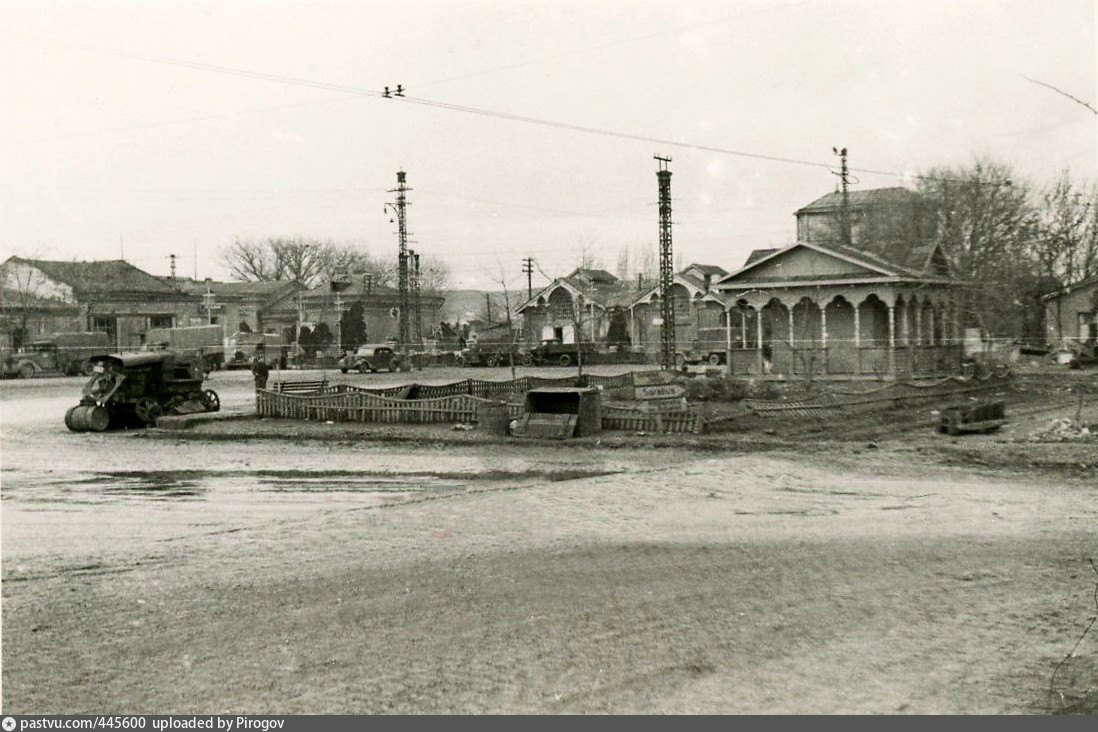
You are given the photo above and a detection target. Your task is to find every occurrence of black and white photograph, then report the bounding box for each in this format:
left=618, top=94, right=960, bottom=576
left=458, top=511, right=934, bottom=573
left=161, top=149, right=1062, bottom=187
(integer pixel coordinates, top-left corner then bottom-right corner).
left=1, top=0, right=1096, bottom=717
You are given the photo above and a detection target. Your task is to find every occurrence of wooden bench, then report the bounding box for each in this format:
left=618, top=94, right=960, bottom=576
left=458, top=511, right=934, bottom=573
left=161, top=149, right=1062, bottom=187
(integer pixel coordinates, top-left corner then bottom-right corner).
left=272, top=379, right=328, bottom=394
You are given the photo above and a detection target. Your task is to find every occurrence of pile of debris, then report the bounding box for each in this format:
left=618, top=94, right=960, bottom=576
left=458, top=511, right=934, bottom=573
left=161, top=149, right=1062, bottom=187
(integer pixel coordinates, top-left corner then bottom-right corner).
left=1028, top=418, right=1095, bottom=443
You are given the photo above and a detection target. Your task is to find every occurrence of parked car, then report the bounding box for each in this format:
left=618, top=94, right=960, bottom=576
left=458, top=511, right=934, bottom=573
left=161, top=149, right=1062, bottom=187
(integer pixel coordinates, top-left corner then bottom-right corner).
left=64, top=351, right=220, bottom=432
left=339, top=343, right=400, bottom=373
left=675, top=344, right=727, bottom=368
left=1, top=331, right=111, bottom=378
left=224, top=331, right=287, bottom=369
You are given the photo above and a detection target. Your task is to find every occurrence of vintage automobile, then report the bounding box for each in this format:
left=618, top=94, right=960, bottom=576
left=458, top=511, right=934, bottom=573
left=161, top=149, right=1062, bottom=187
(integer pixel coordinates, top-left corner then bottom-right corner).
left=338, top=343, right=400, bottom=374
left=64, top=352, right=220, bottom=432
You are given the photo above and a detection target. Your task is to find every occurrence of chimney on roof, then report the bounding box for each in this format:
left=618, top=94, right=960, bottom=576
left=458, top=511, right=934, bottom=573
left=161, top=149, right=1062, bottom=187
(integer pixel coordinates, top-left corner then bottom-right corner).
left=703, top=273, right=712, bottom=292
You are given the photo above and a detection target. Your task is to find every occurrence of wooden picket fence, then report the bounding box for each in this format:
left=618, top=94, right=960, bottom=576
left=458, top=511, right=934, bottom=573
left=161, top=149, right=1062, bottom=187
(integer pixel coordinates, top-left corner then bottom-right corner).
left=601, top=404, right=704, bottom=434
left=255, top=369, right=1007, bottom=435
left=740, top=369, right=1013, bottom=418
left=254, top=370, right=699, bottom=432
left=257, top=388, right=497, bottom=424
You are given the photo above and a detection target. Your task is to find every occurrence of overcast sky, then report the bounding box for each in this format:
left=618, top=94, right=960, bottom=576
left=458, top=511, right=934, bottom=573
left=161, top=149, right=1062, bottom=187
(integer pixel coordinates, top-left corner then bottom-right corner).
left=1, top=0, right=1095, bottom=290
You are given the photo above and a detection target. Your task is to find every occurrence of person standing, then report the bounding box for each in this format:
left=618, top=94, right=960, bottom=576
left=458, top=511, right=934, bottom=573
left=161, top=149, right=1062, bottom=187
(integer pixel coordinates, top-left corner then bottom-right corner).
left=251, top=356, right=270, bottom=390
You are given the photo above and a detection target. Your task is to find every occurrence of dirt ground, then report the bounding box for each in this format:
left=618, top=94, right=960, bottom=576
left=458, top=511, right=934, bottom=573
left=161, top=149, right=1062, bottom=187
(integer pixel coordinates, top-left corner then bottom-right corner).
left=1, top=367, right=1096, bottom=713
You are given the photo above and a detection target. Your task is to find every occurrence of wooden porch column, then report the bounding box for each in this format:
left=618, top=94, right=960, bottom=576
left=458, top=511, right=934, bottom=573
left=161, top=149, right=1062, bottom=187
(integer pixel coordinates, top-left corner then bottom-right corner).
left=788, top=308, right=795, bottom=347
left=927, top=307, right=936, bottom=345
left=756, top=308, right=764, bottom=374
left=853, top=303, right=861, bottom=374
left=888, top=306, right=896, bottom=375
left=724, top=308, right=732, bottom=369
left=741, top=309, right=747, bottom=347
left=820, top=304, right=828, bottom=346
left=915, top=306, right=923, bottom=345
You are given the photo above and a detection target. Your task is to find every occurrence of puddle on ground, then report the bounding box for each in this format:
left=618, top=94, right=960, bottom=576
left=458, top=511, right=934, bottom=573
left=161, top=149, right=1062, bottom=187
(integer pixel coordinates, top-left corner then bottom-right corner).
left=1, top=467, right=620, bottom=504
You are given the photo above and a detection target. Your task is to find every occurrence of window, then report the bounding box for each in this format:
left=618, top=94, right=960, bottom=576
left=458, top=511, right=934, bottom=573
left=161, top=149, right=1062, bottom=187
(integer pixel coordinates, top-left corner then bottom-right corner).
left=149, top=315, right=174, bottom=329
left=91, top=316, right=117, bottom=346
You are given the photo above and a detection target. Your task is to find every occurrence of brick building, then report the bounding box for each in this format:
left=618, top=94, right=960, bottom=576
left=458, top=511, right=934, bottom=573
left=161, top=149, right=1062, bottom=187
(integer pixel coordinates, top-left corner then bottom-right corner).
left=0, top=257, right=193, bottom=350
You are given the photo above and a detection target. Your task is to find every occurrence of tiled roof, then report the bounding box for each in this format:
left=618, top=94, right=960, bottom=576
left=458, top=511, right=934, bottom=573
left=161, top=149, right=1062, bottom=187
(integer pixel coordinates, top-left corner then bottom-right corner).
left=166, top=277, right=300, bottom=298
left=11, top=257, right=186, bottom=296
left=795, top=186, right=918, bottom=214
left=568, top=268, right=619, bottom=284
left=683, top=263, right=728, bottom=277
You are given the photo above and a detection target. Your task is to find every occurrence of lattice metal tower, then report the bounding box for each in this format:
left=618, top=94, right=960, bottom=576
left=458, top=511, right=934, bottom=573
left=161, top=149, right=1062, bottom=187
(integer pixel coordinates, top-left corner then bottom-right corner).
left=834, top=147, right=852, bottom=246
left=390, top=171, right=411, bottom=349
left=655, top=156, right=675, bottom=370
left=412, top=251, right=422, bottom=346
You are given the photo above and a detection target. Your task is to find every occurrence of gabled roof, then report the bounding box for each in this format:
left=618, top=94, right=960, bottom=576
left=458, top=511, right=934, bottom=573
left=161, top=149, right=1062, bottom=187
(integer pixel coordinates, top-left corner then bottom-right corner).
left=744, top=248, right=780, bottom=266
left=7, top=257, right=187, bottom=297
left=165, top=277, right=303, bottom=299
left=516, top=270, right=634, bottom=312
left=631, top=265, right=725, bottom=307
left=795, top=186, right=918, bottom=215
left=716, top=239, right=957, bottom=288
left=683, top=263, right=728, bottom=278
left=568, top=268, right=618, bottom=284
left=1042, top=273, right=1098, bottom=302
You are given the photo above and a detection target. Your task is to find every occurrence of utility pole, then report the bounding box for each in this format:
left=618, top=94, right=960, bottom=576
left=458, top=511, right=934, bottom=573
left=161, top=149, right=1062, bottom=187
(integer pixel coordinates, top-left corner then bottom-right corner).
left=201, top=280, right=219, bottom=325
left=411, top=250, right=422, bottom=347
left=833, top=146, right=852, bottom=246
left=386, top=171, right=411, bottom=354
left=334, top=292, right=344, bottom=353
left=485, top=292, right=493, bottom=323
left=655, top=155, right=676, bottom=370
left=522, top=257, right=534, bottom=301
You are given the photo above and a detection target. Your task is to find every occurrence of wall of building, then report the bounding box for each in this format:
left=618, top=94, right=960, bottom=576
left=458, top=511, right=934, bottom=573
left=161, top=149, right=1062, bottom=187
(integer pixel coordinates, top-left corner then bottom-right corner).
left=1045, top=285, right=1098, bottom=347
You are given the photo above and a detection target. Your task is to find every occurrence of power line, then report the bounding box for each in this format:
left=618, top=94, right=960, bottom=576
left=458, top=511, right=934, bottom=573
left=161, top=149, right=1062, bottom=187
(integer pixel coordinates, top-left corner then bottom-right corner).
left=1021, top=75, right=1098, bottom=116
left=12, top=33, right=1006, bottom=187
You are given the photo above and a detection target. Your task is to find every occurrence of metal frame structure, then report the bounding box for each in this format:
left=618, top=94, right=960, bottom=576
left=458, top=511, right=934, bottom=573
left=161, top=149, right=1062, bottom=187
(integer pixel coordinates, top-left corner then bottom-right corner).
left=655, top=156, right=675, bottom=370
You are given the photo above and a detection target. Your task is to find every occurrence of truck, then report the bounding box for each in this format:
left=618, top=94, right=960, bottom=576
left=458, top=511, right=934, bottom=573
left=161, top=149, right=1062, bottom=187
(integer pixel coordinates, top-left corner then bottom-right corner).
left=143, top=325, right=224, bottom=373
left=224, top=331, right=287, bottom=369
left=675, top=341, right=728, bottom=368
left=1, top=331, right=112, bottom=378
left=458, top=340, right=533, bottom=367
left=529, top=339, right=600, bottom=367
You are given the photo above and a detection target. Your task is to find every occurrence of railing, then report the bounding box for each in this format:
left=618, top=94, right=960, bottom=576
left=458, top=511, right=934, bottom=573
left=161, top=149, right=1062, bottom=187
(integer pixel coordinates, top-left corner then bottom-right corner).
left=723, top=344, right=964, bottom=378
left=255, top=366, right=1010, bottom=434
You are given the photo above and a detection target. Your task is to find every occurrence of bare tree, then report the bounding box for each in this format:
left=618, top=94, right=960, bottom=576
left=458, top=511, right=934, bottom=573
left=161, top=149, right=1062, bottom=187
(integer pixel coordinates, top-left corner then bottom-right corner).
left=575, top=234, right=602, bottom=271
left=490, top=261, right=521, bottom=381
left=220, top=237, right=450, bottom=294
left=221, top=239, right=284, bottom=282
left=0, top=256, right=55, bottom=348
left=615, top=246, right=631, bottom=282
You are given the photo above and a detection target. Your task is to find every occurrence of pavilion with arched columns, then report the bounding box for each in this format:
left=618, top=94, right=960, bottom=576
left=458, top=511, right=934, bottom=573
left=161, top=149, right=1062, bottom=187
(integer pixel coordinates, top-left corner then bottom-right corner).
left=710, top=240, right=965, bottom=379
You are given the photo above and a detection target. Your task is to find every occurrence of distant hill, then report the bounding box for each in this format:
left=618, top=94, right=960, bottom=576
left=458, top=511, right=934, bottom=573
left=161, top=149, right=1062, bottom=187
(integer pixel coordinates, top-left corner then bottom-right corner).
left=439, top=289, right=517, bottom=323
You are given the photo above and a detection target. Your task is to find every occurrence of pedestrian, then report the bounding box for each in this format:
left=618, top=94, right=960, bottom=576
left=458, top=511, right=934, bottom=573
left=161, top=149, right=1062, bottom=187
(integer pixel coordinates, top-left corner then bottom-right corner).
left=251, top=355, right=270, bottom=390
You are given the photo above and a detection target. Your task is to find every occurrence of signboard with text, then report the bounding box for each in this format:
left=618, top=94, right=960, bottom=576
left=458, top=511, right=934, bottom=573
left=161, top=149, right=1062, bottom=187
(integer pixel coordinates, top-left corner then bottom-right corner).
left=634, top=383, right=686, bottom=401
